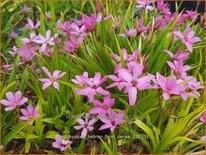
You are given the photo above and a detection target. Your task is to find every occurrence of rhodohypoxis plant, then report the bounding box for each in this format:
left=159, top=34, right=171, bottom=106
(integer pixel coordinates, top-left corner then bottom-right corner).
left=1, top=0, right=205, bottom=154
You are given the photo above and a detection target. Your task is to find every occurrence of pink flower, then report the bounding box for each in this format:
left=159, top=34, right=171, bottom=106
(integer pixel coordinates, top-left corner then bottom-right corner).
left=164, top=48, right=189, bottom=61
left=70, top=23, right=87, bottom=37
left=22, top=4, right=31, bottom=14
left=136, top=1, right=154, bottom=11
left=99, top=109, right=125, bottom=131
left=0, top=91, right=28, bottom=111
left=167, top=60, right=191, bottom=75
left=7, top=46, right=19, bottom=57
left=18, top=44, right=36, bottom=62
left=118, top=28, right=137, bottom=38
left=21, top=32, right=38, bottom=46
left=136, top=18, right=151, bottom=37
left=74, top=113, right=96, bottom=138
left=2, top=62, right=24, bottom=71
left=57, top=21, right=71, bottom=34
left=71, top=72, right=89, bottom=86
left=34, top=30, right=55, bottom=52
left=157, top=0, right=171, bottom=16
left=156, top=73, right=185, bottom=100
left=111, top=48, right=140, bottom=73
left=39, top=67, right=66, bottom=91
left=200, top=111, right=206, bottom=124
left=64, top=35, right=84, bottom=53
left=25, top=19, right=40, bottom=30
left=173, top=26, right=201, bottom=52
left=82, top=14, right=96, bottom=31
left=117, top=64, right=154, bottom=105
left=52, top=135, right=73, bottom=151
left=45, top=12, right=51, bottom=20
left=75, top=72, right=109, bottom=101
left=89, top=96, right=115, bottom=116
left=8, top=30, right=18, bottom=39
left=20, top=105, right=39, bottom=124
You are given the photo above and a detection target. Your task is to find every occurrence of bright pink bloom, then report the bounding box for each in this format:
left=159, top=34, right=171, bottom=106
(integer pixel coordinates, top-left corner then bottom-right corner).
left=164, top=48, right=189, bottom=61
left=39, top=67, right=66, bottom=91
left=34, top=30, right=55, bottom=52
left=57, top=21, right=71, bottom=34
left=74, top=113, right=96, bottom=138
left=70, top=23, right=87, bottom=37
left=75, top=72, right=109, bottom=101
left=52, top=135, right=73, bottom=152
left=82, top=14, right=96, bottom=31
left=0, top=91, right=28, bottom=111
left=89, top=96, right=115, bottom=116
left=167, top=60, right=191, bottom=75
left=117, top=64, right=154, bottom=105
left=8, top=30, right=18, bottom=39
left=200, top=111, right=206, bottom=124
left=173, top=26, right=201, bottom=52
left=20, top=105, right=39, bottom=124
left=25, top=19, right=40, bottom=30
left=99, top=109, right=125, bottom=131
left=157, top=0, right=171, bottom=16
left=136, top=18, right=151, bottom=37
left=156, top=73, right=185, bottom=100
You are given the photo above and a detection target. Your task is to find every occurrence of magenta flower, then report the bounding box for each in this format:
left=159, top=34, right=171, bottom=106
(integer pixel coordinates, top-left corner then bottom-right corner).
left=99, top=109, right=125, bottom=131
left=74, top=113, right=96, bottom=138
left=22, top=4, right=31, bottom=14
left=25, top=19, right=40, bottom=30
left=0, top=91, right=28, bottom=111
left=70, top=23, right=87, bottom=37
left=82, top=14, right=96, bottom=31
left=173, top=26, right=201, bottom=52
left=89, top=96, right=115, bottom=116
left=20, top=105, right=39, bottom=124
left=64, top=35, right=84, bottom=53
left=200, top=112, right=206, bottom=124
left=136, top=17, right=151, bottom=37
left=167, top=60, right=191, bottom=75
left=8, top=29, right=18, bottom=39
left=52, top=135, right=73, bottom=152
left=18, top=44, right=36, bottom=62
left=75, top=72, right=109, bottom=101
left=156, top=73, right=185, bottom=100
left=34, top=30, right=55, bottom=52
left=39, top=67, right=66, bottom=91
left=118, top=28, right=137, bottom=38
left=136, top=1, right=154, bottom=11
left=57, top=21, right=71, bottom=34
left=164, top=48, right=189, bottom=61
left=157, top=0, right=171, bottom=16
left=106, top=74, right=124, bottom=90
left=117, top=64, right=154, bottom=105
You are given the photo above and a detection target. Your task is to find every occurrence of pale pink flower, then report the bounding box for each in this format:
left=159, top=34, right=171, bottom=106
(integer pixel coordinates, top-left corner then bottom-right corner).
left=52, top=135, right=73, bottom=151
left=25, top=19, right=40, bottom=30
left=164, top=48, right=189, bottom=61
left=45, top=12, right=51, bottom=20
left=20, top=105, right=39, bottom=124
left=200, top=111, right=206, bottom=124
left=7, top=46, right=19, bottom=57
left=18, top=44, right=36, bottom=62
left=22, top=4, right=31, bottom=14
left=0, top=91, right=28, bottom=111
left=173, top=26, right=201, bottom=52
left=8, top=29, right=18, bottom=39
left=39, top=67, right=66, bottom=91
left=167, top=60, right=191, bottom=75
left=64, top=35, right=84, bottom=53
left=74, top=113, right=96, bottom=138
left=136, top=1, right=154, bottom=11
